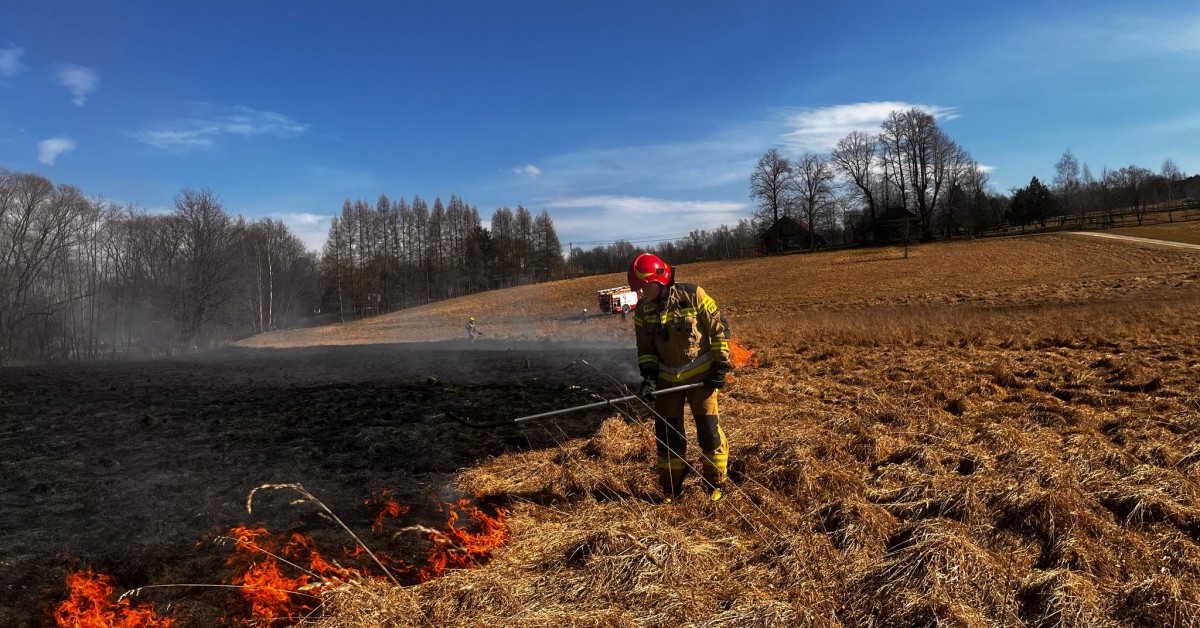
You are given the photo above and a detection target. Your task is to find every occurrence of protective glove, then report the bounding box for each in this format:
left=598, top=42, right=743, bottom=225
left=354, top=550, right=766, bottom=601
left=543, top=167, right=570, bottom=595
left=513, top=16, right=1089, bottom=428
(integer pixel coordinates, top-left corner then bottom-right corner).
left=638, top=375, right=658, bottom=403
left=705, top=365, right=730, bottom=390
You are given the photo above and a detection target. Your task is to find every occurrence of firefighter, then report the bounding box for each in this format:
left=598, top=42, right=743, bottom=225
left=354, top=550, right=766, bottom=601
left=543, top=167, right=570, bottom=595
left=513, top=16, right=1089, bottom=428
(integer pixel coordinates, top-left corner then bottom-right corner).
left=466, top=317, right=477, bottom=342
left=580, top=308, right=589, bottom=324
left=629, top=253, right=732, bottom=503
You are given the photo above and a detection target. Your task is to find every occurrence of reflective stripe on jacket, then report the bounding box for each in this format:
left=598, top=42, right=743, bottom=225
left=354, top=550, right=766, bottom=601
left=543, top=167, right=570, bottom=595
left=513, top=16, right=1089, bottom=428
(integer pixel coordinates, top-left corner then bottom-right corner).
left=633, top=282, right=732, bottom=383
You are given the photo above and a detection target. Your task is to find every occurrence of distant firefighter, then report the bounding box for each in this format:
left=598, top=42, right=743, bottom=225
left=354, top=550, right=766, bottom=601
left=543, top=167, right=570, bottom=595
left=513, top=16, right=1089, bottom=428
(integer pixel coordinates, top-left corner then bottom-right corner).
left=466, top=317, right=478, bottom=342
left=579, top=308, right=589, bottom=324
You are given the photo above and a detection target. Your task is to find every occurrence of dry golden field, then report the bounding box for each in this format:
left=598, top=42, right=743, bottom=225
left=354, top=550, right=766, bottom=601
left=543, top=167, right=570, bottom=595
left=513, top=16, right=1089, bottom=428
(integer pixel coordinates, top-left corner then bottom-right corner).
left=15, top=233, right=1200, bottom=626
left=258, top=233, right=1200, bottom=627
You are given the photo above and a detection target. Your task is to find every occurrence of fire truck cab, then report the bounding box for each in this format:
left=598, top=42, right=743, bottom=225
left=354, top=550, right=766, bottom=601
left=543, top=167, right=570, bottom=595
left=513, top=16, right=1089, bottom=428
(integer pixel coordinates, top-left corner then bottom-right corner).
left=597, top=286, right=639, bottom=314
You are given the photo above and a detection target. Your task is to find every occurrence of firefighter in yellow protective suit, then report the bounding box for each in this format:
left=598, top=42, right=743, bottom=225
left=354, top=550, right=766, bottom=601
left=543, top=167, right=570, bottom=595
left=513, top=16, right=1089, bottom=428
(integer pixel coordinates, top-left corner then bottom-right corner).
left=629, top=253, right=732, bottom=503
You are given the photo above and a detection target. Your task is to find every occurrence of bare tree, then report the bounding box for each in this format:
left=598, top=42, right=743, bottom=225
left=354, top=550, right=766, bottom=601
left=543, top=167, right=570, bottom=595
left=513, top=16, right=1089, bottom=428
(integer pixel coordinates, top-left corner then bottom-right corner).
left=1117, top=165, right=1154, bottom=225
left=831, top=131, right=880, bottom=226
left=1053, top=150, right=1082, bottom=226
left=0, top=172, right=94, bottom=360
left=1161, top=158, right=1183, bottom=220
left=173, top=188, right=240, bottom=348
left=879, top=108, right=961, bottom=240
left=794, top=152, right=836, bottom=249
left=749, top=149, right=796, bottom=227
left=531, top=210, right=564, bottom=282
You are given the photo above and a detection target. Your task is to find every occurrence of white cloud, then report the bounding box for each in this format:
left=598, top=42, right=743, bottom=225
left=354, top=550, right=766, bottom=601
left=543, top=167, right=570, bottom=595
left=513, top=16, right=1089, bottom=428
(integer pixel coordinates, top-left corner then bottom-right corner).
left=272, top=211, right=332, bottom=252
left=0, top=46, right=28, bottom=78
left=134, top=104, right=310, bottom=150
left=512, top=164, right=542, bottom=177
left=37, top=137, right=76, bottom=165
left=780, top=101, right=959, bottom=153
left=544, top=195, right=748, bottom=245
left=55, top=65, right=100, bottom=106
left=546, top=195, right=744, bottom=216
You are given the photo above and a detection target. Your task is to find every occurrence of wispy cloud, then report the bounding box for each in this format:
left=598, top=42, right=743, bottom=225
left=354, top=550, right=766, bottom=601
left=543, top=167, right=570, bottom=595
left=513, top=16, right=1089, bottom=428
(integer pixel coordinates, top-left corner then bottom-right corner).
left=780, top=102, right=959, bottom=153
left=546, top=195, right=744, bottom=216
left=272, top=211, right=332, bottom=252
left=511, top=164, right=542, bottom=177
left=134, top=104, right=310, bottom=150
left=544, top=195, right=747, bottom=244
left=38, top=137, right=76, bottom=165
left=0, top=45, right=28, bottom=78
left=55, top=64, right=100, bottom=106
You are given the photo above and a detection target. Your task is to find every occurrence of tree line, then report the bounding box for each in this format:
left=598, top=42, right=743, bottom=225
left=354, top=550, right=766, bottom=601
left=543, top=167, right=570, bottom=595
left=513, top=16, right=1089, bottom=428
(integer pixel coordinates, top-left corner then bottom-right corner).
left=0, top=169, right=318, bottom=363
left=750, top=107, right=999, bottom=246
left=564, top=221, right=760, bottom=277
left=0, top=167, right=575, bottom=363
left=746, top=108, right=1195, bottom=247
left=321, top=196, right=565, bottom=320
left=1008, top=154, right=1194, bottom=231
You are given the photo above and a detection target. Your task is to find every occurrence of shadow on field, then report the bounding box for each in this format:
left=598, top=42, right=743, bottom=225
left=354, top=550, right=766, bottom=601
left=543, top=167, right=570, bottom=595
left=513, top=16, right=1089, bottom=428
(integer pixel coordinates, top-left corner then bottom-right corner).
left=0, top=340, right=642, bottom=626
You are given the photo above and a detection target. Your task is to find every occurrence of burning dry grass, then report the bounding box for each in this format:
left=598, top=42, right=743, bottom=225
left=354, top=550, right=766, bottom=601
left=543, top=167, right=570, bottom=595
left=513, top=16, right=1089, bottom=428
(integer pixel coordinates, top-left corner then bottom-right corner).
left=303, top=281, right=1200, bottom=625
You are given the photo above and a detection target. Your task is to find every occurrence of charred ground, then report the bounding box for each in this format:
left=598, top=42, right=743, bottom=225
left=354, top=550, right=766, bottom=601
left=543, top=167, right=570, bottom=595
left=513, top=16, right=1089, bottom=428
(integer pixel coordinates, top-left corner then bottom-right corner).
left=0, top=338, right=641, bottom=626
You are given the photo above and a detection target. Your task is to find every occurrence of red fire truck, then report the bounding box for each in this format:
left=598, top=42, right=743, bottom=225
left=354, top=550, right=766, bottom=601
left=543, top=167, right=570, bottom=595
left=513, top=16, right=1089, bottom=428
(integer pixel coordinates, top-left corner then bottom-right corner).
left=597, top=286, right=638, bottom=314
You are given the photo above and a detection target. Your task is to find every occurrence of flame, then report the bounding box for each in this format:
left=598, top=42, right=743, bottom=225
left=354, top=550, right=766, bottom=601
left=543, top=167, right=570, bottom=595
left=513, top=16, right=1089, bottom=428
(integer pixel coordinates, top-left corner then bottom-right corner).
left=224, top=525, right=361, bottom=624
left=727, top=338, right=759, bottom=380
left=53, top=568, right=174, bottom=627
left=418, top=499, right=509, bottom=581
left=52, top=492, right=509, bottom=626
left=365, top=488, right=410, bottom=534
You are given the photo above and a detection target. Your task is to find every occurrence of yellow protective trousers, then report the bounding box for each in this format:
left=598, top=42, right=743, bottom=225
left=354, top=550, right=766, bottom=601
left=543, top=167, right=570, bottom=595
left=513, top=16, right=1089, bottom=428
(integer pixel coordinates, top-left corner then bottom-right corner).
left=653, top=379, right=728, bottom=496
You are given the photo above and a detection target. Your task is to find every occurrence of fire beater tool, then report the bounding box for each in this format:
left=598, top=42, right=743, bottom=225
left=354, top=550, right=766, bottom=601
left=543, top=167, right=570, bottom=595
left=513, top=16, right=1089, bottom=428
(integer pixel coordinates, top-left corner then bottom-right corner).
left=439, top=382, right=706, bottom=429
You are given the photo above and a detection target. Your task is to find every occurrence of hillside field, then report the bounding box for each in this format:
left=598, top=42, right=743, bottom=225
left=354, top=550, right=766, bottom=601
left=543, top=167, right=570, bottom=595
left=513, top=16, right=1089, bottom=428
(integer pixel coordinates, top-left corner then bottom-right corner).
left=5, top=232, right=1200, bottom=626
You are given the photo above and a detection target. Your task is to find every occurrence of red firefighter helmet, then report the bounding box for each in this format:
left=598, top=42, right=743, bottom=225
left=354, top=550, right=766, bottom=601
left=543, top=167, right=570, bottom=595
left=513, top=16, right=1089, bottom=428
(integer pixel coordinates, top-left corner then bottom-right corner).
left=628, top=253, right=672, bottom=290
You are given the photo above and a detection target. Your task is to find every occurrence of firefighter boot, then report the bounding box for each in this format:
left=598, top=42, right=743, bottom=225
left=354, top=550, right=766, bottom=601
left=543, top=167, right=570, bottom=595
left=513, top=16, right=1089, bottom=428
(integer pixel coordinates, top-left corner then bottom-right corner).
left=657, top=462, right=687, bottom=503
left=654, top=415, right=688, bottom=503
left=696, top=414, right=729, bottom=502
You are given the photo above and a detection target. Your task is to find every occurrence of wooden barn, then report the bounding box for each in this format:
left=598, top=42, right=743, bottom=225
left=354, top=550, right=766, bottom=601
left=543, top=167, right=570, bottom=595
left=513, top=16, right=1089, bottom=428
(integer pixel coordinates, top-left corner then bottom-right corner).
left=871, top=206, right=922, bottom=243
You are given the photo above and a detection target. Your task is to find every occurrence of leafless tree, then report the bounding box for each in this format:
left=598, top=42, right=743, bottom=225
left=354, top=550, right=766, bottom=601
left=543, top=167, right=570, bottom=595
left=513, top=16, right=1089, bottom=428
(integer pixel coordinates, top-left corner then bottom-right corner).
left=794, top=152, right=836, bottom=249
left=1161, top=158, right=1183, bottom=219
left=1054, top=150, right=1082, bottom=226
left=831, top=131, right=881, bottom=226
left=749, top=148, right=796, bottom=227
left=879, top=108, right=962, bottom=239
left=1116, top=165, right=1154, bottom=225
left=173, top=188, right=240, bottom=347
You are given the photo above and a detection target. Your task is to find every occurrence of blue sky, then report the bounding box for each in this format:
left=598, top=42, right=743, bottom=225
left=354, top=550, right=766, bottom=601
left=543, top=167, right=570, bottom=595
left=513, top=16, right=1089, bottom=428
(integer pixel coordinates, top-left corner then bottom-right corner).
left=2, top=1, right=1198, bottom=252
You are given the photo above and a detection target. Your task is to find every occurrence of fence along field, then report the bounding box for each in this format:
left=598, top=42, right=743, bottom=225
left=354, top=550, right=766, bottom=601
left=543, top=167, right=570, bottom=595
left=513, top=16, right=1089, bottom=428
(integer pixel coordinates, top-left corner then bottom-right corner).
left=16, top=231, right=1200, bottom=625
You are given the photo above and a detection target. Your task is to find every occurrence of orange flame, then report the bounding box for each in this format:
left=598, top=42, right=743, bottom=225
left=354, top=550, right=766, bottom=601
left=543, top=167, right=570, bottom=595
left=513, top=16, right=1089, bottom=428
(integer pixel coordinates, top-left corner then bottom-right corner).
left=727, top=338, right=759, bottom=381
left=52, top=492, right=510, bottom=627
left=418, top=499, right=509, bottom=581
left=53, top=568, right=175, bottom=627
left=365, top=488, right=410, bottom=534
left=224, top=525, right=361, bottom=624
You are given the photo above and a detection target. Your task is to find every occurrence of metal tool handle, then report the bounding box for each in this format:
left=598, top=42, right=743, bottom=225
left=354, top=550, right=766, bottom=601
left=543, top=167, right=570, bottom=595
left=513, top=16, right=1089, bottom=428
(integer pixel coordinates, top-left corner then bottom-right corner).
left=448, top=382, right=707, bottom=429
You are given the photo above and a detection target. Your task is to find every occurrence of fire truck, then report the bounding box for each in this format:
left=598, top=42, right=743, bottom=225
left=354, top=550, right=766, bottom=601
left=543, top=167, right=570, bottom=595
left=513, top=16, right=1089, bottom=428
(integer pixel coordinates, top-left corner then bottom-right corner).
left=597, top=286, right=639, bottom=314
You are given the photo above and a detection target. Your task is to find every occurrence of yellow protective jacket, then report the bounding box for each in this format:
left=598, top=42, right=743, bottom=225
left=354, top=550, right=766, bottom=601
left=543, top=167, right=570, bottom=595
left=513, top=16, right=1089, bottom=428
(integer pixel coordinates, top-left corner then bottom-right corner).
left=634, top=282, right=732, bottom=384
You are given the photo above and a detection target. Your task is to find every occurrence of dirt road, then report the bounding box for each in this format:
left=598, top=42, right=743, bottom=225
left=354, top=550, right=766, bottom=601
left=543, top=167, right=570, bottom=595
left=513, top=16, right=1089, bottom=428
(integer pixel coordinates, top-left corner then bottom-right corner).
left=1069, top=230, right=1200, bottom=250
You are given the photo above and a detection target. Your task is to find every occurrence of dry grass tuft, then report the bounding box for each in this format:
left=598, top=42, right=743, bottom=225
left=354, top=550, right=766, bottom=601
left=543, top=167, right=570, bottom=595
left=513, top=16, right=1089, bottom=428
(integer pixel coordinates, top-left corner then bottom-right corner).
left=847, top=518, right=1016, bottom=626
left=1115, top=574, right=1200, bottom=628
left=582, top=417, right=648, bottom=464
left=1017, top=568, right=1113, bottom=628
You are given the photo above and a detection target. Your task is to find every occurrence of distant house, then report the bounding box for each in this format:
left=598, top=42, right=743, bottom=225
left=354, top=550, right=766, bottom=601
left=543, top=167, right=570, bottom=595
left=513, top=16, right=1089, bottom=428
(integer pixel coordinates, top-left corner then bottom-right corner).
left=871, top=206, right=921, bottom=243
left=759, top=216, right=826, bottom=254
